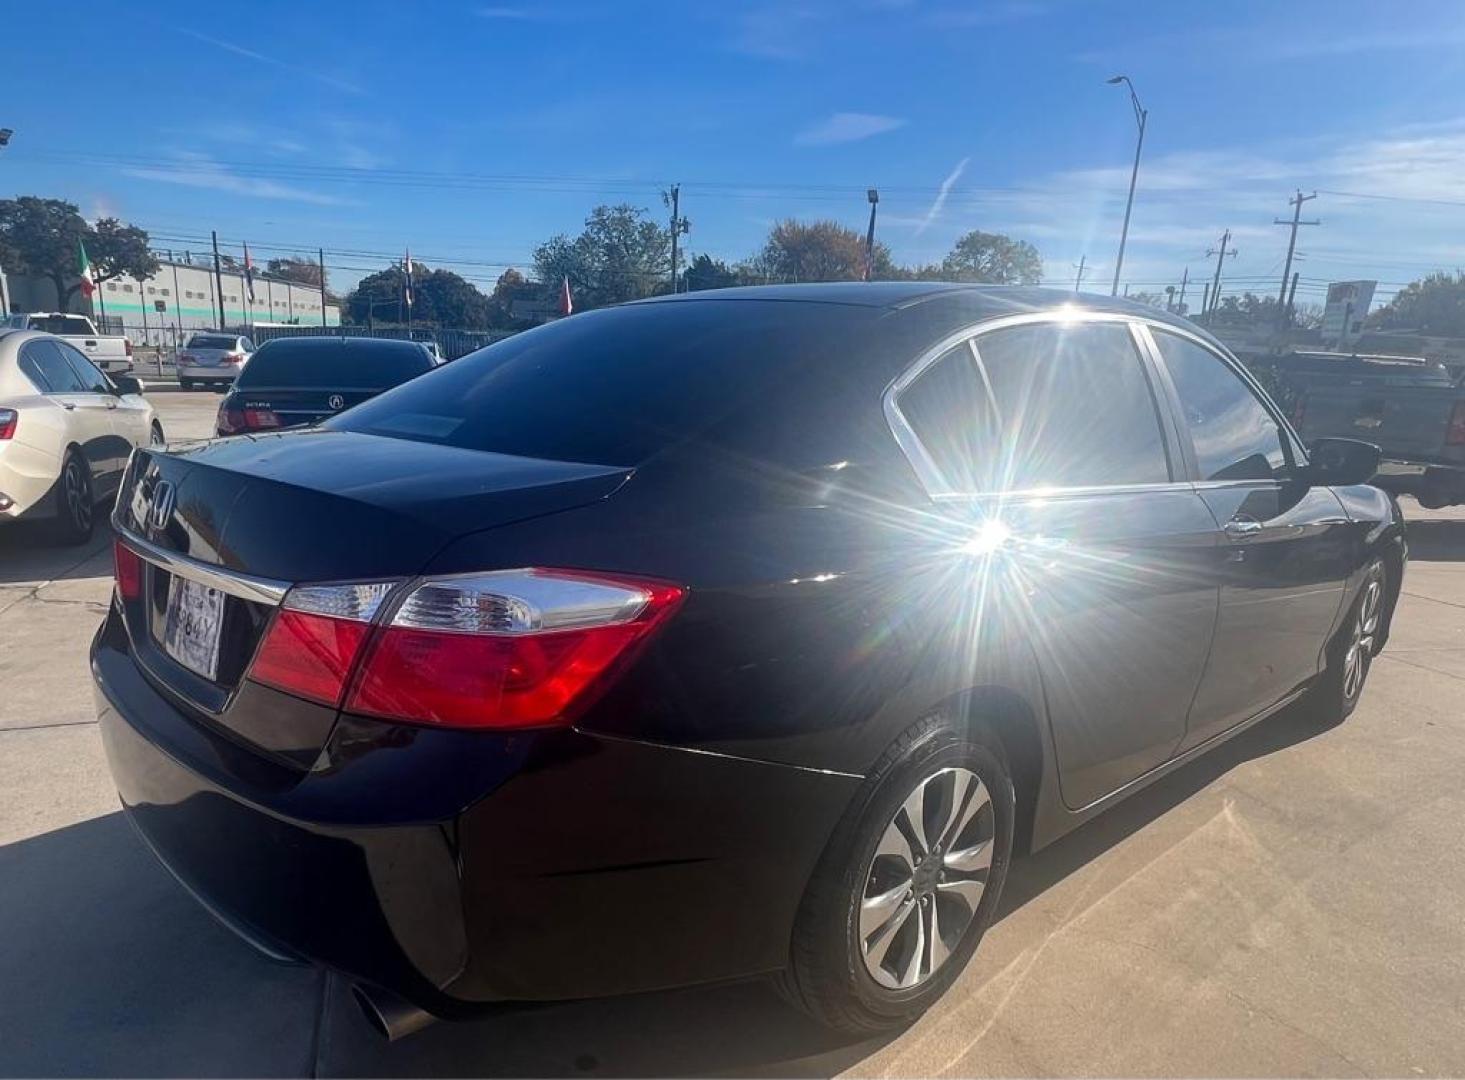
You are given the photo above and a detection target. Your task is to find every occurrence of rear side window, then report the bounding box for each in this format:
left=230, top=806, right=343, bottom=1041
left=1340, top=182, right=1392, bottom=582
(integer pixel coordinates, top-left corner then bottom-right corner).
left=18, top=340, right=89, bottom=393
left=1152, top=330, right=1288, bottom=482
left=897, top=321, right=1170, bottom=493
left=235, top=341, right=433, bottom=389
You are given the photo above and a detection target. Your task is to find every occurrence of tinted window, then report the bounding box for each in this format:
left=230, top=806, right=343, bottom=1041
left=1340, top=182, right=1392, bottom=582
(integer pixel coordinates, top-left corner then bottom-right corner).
left=898, top=321, right=1170, bottom=492
left=187, top=334, right=237, bottom=349
left=235, top=340, right=433, bottom=389
left=332, top=302, right=857, bottom=466
left=1153, top=331, right=1287, bottom=482
left=894, top=344, right=999, bottom=492
left=20, top=340, right=88, bottom=393
left=56, top=341, right=113, bottom=393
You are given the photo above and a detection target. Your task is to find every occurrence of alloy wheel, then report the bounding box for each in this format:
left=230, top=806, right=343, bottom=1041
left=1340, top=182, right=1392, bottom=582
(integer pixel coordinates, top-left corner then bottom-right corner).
left=1342, top=573, right=1383, bottom=701
left=859, top=766, right=994, bottom=990
left=64, top=460, right=91, bottom=533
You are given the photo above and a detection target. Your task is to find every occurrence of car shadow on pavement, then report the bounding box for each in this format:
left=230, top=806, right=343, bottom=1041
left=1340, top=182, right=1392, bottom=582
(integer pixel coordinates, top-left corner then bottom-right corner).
left=0, top=521, right=113, bottom=588
left=0, top=697, right=1342, bottom=1079
left=1402, top=518, right=1465, bottom=562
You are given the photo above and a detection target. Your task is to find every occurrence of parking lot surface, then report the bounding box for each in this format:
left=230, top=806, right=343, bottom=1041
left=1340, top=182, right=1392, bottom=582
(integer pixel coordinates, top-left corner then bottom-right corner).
left=2, top=389, right=1463, bottom=1077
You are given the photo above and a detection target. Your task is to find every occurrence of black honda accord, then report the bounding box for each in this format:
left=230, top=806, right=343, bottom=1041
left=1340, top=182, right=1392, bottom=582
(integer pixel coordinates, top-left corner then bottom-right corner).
left=94, top=283, right=1405, bottom=1038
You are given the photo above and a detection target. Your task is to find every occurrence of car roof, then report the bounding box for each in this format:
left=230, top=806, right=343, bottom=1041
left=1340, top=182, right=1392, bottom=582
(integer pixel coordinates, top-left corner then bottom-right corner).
left=255, top=336, right=426, bottom=353
left=632, top=282, right=1218, bottom=347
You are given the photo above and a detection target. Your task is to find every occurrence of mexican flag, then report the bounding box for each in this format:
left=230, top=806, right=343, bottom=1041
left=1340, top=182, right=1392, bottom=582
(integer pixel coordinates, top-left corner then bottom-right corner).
left=78, top=240, right=96, bottom=299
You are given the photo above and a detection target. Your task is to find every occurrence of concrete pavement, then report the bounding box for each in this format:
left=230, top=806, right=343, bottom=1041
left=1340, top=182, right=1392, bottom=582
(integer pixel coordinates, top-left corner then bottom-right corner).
left=1, top=391, right=1463, bottom=1076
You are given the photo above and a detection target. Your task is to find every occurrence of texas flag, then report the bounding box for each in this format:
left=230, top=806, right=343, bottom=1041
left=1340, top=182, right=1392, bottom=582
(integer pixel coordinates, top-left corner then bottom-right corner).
left=403, top=248, right=413, bottom=308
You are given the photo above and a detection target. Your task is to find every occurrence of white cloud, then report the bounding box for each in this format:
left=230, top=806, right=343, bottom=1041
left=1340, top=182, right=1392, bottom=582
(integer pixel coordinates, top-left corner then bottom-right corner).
left=122, top=154, right=347, bottom=206
left=916, top=157, right=970, bottom=235
left=795, top=112, right=906, bottom=146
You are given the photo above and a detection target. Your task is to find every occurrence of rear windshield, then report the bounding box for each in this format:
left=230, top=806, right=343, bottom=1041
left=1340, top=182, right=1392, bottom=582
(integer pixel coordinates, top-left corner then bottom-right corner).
left=330, top=301, right=858, bottom=466
left=31, top=315, right=94, bottom=335
left=235, top=340, right=433, bottom=389
left=187, top=335, right=237, bottom=350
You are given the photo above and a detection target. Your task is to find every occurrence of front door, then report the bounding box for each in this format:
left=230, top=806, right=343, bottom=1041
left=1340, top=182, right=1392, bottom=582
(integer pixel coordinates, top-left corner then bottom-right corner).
left=892, top=317, right=1220, bottom=810
left=1144, top=327, right=1352, bottom=749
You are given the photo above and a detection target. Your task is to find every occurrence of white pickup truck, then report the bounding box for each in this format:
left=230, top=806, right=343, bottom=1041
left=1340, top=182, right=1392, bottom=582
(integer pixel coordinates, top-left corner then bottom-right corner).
left=2, top=313, right=133, bottom=374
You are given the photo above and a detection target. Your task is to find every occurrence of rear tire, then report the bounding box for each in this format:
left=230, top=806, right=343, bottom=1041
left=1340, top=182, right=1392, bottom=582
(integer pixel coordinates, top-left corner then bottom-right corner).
left=780, top=715, right=1014, bottom=1034
left=1311, top=559, right=1385, bottom=724
left=52, top=450, right=94, bottom=545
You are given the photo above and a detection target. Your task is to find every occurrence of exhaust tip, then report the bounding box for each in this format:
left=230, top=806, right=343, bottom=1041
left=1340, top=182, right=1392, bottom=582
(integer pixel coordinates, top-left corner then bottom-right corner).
left=351, top=983, right=437, bottom=1042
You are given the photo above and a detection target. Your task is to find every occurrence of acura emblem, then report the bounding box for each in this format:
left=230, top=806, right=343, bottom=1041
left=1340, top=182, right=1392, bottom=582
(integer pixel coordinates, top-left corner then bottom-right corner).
left=328, top=394, right=346, bottom=410
left=149, top=480, right=176, bottom=530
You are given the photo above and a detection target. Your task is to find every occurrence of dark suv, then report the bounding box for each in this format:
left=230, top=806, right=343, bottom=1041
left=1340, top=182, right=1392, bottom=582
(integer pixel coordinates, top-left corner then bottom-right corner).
left=95, top=284, right=1404, bottom=1038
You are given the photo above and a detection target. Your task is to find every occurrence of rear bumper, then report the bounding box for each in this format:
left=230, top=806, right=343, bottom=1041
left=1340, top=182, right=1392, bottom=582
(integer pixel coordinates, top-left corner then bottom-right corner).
left=178, top=366, right=235, bottom=382
left=0, top=443, right=63, bottom=520
left=91, top=607, right=858, bottom=1014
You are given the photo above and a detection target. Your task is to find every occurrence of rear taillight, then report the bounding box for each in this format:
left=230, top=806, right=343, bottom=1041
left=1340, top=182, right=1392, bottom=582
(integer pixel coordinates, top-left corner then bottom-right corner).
left=113, top=540, right=142, bottom=601
left=179, top=352, right=196, bottom=364
left=125, top=340, right=134, bottom=357
left=216, top=405, right=279, bottom=434
left=249, top=583, right=396, bottom=706
left=1291, top=395, right=1306, bottom=428
left=223, top=352, right=244, bottom=365
left=0, top=409, right=17, bottom=440
left=246, top=569, right=685, bottom=729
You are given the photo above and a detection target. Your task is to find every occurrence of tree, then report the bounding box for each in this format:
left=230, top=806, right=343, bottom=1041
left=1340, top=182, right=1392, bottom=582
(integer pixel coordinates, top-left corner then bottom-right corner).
left=0, top=196, right=158, bottom=308
left=1368, top=272, right=1465, bottom=337
left=940, top=230, right=1042, bottom=284
left=681, top=254, right=740, bottom=292
left=344, top=261, right=491, bottom=329
left=756, top=219, right=895, bottom=283
left=266, top=256, right=326, bottom=291
left=533, top=204, right=671, bottom=310
left=488, top=267, right=536, bottom=326
left=1127, top=290, right=1167, bottom=309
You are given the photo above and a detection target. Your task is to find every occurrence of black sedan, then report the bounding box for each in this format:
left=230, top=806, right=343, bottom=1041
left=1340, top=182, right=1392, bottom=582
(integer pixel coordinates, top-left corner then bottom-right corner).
left=95, top=284, right=1405, bottom=1039
left=215, top=335, right=436, bottom=436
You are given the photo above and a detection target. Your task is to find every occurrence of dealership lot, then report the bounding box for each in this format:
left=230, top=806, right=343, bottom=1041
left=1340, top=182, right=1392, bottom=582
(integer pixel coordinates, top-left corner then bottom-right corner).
left=2, top=388, right=1463, bottom=1077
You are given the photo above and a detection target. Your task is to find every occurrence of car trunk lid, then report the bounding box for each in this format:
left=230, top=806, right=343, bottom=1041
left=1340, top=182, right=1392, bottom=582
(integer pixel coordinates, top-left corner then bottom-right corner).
left=113, top=429, right=631, bottom=766
left=225, top=386, right=380, bottom=429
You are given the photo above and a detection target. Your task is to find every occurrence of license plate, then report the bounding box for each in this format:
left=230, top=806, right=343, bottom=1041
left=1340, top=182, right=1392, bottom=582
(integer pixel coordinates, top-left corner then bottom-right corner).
left=161, top=575, right=225, bottom=681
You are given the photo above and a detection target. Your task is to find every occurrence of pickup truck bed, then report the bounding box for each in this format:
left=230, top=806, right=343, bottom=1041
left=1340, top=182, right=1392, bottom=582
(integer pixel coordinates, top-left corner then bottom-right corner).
left=3, top=313, right=132, bottom=373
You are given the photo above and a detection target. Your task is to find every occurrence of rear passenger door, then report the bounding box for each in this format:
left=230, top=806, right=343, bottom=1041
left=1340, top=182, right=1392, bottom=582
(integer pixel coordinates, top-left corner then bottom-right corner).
left=890, top=317, right=1220, bottom=810
left=20, top=339, right=119, bottom=487
left=1143, top=328, right=1352, bottom=747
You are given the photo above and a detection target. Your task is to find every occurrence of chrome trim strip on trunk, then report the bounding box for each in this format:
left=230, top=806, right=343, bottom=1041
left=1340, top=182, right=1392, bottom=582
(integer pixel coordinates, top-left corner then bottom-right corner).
left=113, top=517, right=290, bottom=605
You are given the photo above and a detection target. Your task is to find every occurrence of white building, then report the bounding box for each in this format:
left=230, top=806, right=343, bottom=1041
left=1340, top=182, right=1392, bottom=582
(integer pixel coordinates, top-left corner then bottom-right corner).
left=3, top=259, right=340, bottom=343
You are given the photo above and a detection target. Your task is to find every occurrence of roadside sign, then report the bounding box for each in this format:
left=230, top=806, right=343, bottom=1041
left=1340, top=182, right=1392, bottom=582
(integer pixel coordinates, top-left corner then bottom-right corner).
left=154, top=300, right=167, bottom=313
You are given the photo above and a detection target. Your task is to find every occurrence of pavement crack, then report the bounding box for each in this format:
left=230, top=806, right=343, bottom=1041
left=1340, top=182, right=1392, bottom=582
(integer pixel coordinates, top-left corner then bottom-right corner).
left=1379, top=653, right=1465, bottom=683
left=0, top=719, right=99, bottom=733
left=1400, top=589, right=1465, bottom=611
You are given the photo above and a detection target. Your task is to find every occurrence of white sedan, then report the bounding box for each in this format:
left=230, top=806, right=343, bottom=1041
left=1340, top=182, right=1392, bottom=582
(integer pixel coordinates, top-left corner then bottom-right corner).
left=0, top=329, right=162, bottom=544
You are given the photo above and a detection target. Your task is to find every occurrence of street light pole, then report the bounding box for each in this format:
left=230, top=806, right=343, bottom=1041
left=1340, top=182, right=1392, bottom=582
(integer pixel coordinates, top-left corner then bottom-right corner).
left=1107, top=75, right=1147, bottom=297
left=863, top=188, right=879, bottom=281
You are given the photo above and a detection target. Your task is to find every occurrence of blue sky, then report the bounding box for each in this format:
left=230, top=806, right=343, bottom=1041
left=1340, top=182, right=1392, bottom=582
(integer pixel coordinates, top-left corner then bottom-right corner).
left=7, top=0, right=1465, bottom=308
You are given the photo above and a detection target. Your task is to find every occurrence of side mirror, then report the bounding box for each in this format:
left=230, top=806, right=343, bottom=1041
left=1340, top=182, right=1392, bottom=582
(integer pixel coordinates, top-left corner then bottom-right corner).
left=111, top=374, right=144, bottom=396
left=1306, top=437, right=1380, bottom=487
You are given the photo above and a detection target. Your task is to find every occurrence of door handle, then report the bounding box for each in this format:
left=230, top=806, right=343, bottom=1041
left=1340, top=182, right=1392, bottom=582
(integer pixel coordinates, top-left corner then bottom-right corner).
left=1224, top=517, right=1264, bottom=538
left=84, top=340, right=97, bottom=346
left=61, top=402, right=75, bottom=410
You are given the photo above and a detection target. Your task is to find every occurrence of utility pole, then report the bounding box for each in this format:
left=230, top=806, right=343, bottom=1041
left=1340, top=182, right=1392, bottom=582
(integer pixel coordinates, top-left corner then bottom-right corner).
left=1202, top=282, right=1211, bottom=318
left=1287, top=271, right=1300, bottom=320
left=1274, top=190, right=1318, bottom=327
left=863, top=188, right=880, bottom=281
left=1073, top=255, right=1087, bottom=292
left=1176, top=267, right=1189, bottom=314
left=667, top=184, right=681, bottom=293
left=211, top=230, right=226, bottom=328
left=319, top=248, right=328, bottom=327
left=1204, top=229, right=1237, bottom=319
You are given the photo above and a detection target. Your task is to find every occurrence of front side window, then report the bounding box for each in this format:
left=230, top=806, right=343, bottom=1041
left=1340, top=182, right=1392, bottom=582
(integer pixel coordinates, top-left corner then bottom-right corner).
left=1152, top=330, right=1288, bottom=482
left=55, top=341, right=113, bottom=393
left=896, top=320, right=1170, bottom=493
